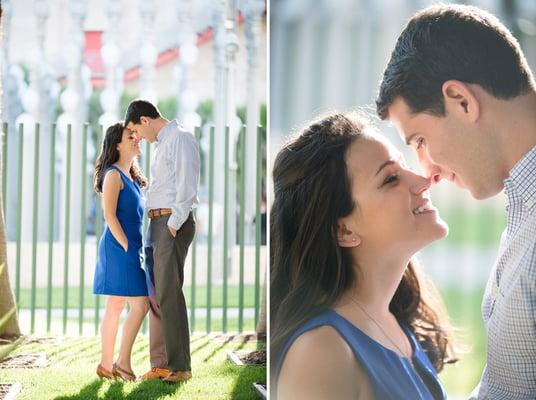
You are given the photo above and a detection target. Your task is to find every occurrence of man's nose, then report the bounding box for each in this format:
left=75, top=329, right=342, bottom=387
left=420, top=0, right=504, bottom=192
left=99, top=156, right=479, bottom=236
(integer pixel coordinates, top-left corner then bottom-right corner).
left=417, top=152, right=443, bottom=184
left=427, top=164, right=443, bottom=184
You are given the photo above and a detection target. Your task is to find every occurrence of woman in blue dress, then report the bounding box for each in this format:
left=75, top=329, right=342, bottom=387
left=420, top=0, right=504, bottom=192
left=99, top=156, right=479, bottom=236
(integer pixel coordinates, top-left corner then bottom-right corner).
left=93, top=122, right=149, bottom=381
left=271, top=112, right=457, bottom=399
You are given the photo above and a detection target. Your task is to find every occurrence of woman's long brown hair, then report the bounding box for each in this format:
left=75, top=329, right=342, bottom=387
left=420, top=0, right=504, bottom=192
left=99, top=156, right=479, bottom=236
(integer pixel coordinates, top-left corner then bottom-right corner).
left=93, top=122, right=147, bottom=193
left=270, top=112, right=456, bottom=392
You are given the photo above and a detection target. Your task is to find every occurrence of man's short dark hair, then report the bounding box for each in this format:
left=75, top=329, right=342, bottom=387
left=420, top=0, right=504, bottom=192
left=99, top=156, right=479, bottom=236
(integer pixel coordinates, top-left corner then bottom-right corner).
left=124, top=99, right=161, bottom=125
left=376, top=4, right=535, bottom=119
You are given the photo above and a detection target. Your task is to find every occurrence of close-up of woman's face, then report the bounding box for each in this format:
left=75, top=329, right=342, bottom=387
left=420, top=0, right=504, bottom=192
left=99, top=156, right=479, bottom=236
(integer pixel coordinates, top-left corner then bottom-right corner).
left=117, top=127, right=142, bottom=157
left=342, top=135, right=448, bottom=256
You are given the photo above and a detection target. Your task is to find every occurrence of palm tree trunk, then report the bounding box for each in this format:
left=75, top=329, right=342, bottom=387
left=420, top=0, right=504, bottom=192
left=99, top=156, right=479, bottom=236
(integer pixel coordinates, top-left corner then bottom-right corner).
left=0, top=191, right=20, bottom=337
left=0, top=2, right=21, bottom=337
left=255, top=271, right=266, bottom=337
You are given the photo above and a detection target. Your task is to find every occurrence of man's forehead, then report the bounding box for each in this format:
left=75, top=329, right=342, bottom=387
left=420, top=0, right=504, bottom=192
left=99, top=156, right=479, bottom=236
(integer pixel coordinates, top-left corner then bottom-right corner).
left=126, top=121, right=137, bottom=129
left=386, top=100, right=415, bottom=143
left=388, top=96, right=413, bottom=116
left=386, top=114, right=410, bottom=144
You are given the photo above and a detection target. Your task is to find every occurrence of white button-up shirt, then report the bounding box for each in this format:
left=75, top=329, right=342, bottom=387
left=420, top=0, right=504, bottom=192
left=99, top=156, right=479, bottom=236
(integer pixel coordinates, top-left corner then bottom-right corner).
left=146, top=120, right=200, bottom=231
left=470, top=145, right=536, bottom=399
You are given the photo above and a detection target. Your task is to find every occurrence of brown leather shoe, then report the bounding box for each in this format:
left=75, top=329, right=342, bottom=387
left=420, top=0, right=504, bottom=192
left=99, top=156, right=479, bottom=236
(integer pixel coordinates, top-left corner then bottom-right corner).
left=96, top=364, right=115, bottom=379
left=141, top=367, right=170, bottom=380
left=163, top=370, right=192, bottom=384
left=112, top=363, right=136, bottom=382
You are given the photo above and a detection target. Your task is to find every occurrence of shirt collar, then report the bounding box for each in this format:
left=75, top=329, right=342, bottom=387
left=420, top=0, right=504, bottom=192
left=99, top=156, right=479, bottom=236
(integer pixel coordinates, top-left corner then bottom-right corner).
left=504, top=144, right=536, bottom=208
left=155, top=120, right=178, bottom=144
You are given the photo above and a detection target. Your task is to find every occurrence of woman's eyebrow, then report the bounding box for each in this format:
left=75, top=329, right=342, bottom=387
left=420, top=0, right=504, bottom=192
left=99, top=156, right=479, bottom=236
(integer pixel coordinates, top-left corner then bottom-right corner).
left=375, top=153, right=405, bottom=176
left=375, top=159, right=396, bottom=176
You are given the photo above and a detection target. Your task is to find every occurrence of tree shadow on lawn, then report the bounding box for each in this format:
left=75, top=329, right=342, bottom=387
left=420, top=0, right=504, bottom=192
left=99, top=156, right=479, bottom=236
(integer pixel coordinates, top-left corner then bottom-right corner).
left=229, top=338, right=267, bottom=399
left=53, top=378, right=182, bottom=400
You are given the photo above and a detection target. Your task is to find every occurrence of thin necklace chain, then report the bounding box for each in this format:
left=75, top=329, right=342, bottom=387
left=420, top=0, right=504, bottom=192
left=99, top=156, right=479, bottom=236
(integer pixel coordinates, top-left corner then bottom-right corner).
left=349, top=297, right=411, bottom=359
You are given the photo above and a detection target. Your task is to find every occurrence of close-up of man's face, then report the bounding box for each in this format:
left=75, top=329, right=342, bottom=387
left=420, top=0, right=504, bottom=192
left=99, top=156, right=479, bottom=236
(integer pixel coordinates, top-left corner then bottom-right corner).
left=126, top=118, right=153, bottom=143
left=387, top=96, right=503, bottom=200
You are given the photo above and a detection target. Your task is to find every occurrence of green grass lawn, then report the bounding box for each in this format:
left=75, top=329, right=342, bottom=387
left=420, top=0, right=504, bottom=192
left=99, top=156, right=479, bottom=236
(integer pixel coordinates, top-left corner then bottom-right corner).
left=18, top=314, right=259, bottom=337
left=16, top=284, right=260, bottom=337
left=17, top=285, right=258, bottom=310
left=439, top=288, right=487, bottom=397
left=0, top=334, right=266, bottom=400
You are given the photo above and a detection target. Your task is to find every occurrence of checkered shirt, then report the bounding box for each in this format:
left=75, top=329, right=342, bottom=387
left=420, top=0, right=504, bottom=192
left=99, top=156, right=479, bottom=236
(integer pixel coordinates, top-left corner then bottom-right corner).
left=470, top=145, right=536, bottom=399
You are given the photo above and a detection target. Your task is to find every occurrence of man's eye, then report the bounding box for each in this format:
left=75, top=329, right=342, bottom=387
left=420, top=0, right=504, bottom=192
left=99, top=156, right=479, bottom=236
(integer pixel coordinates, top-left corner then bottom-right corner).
left=383, top=173, right=400, bottom=185
left=416, top=137, right=425, bottom=150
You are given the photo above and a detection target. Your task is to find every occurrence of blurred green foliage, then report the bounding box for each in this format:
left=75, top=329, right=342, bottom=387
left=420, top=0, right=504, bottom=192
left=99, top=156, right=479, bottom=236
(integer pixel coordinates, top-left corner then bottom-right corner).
left=439, top=207, right=505, bottom=246
left=439, top=288, right=487, bottom=396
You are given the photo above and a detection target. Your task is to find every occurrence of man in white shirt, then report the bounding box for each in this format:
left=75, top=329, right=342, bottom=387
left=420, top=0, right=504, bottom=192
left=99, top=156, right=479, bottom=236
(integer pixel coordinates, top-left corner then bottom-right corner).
left=125, top=100, right=200, bottom=384
left=376, top=5, right=536, bottom=399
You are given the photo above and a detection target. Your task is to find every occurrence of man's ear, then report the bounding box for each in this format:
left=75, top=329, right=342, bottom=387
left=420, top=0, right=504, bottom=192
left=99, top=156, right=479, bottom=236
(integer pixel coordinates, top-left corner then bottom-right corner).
left=442, top=80, right=480, bottom=123
left=336, top=222, right=361, bottom=248
left=140, top=116, right=150, bottom=126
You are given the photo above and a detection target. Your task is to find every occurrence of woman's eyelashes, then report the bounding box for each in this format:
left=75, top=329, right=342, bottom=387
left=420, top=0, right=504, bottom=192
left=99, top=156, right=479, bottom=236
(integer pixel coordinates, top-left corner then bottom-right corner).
left=382, top=172, right=401, bottom=186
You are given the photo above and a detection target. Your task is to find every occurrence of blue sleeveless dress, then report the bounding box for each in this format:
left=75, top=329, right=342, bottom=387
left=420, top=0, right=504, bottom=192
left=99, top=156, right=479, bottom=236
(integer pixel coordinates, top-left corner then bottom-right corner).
left=93, top=166, right=148, bottom=296
left=275, top=309, right=447, bottom=400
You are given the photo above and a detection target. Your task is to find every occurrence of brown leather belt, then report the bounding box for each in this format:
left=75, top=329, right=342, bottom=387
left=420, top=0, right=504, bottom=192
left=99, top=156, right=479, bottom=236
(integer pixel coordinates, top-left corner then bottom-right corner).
left=148, top=208, right=172, bottom=219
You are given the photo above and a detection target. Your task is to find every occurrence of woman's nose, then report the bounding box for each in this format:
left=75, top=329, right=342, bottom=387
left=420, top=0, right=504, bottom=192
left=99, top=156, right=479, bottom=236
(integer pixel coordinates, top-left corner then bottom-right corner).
left=410, top=172, right=432, bottom=195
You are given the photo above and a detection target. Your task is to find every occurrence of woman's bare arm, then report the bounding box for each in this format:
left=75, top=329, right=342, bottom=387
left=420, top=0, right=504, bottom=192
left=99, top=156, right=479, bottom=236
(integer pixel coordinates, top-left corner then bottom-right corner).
left=102, top=170, right=128, bottom=251
left=277, top=325, right=373, bottom=400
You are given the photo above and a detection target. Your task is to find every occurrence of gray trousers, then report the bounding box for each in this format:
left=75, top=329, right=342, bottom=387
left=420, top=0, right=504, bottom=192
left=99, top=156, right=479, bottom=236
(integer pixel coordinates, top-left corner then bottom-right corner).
left=145, top=212, right=195, bottom=372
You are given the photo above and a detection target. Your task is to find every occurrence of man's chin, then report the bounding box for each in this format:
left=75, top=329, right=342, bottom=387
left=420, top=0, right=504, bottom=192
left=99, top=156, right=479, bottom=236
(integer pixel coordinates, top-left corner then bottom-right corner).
left=470, top=187, right=502, bottom=200
left=451, top=173, right=465, bottom=188
left=466, top=181, right=504, bottom=200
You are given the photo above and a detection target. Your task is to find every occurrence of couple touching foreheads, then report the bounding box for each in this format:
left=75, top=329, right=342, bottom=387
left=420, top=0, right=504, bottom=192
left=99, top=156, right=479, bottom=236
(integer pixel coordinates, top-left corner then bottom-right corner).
left=92, top=99, right=200, bottom=384
left=272, top=4, right=536, bottom=400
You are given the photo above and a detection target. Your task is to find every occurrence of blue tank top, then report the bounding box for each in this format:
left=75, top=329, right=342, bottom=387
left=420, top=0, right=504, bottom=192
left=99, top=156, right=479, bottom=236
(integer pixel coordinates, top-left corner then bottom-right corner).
left=275, top=309, right=447, bottom=400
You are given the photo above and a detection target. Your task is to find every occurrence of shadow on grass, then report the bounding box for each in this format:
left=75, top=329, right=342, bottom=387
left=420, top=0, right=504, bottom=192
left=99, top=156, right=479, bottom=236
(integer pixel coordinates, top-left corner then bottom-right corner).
left=228, top=364, right=266, bottom=399
left=202, top=337, right=233, bottom=363
left=53, top=378, right=183, bottom=400
left=229, top=338, right=267, bottom=399
left=191, top=337, right=211, bottom=355
left=190, top=335, right=205, bottom=345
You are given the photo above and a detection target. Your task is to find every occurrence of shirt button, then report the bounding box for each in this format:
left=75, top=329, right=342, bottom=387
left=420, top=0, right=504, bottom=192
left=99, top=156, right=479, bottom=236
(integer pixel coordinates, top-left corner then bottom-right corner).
left=526, top=199, right=534, bottom=209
